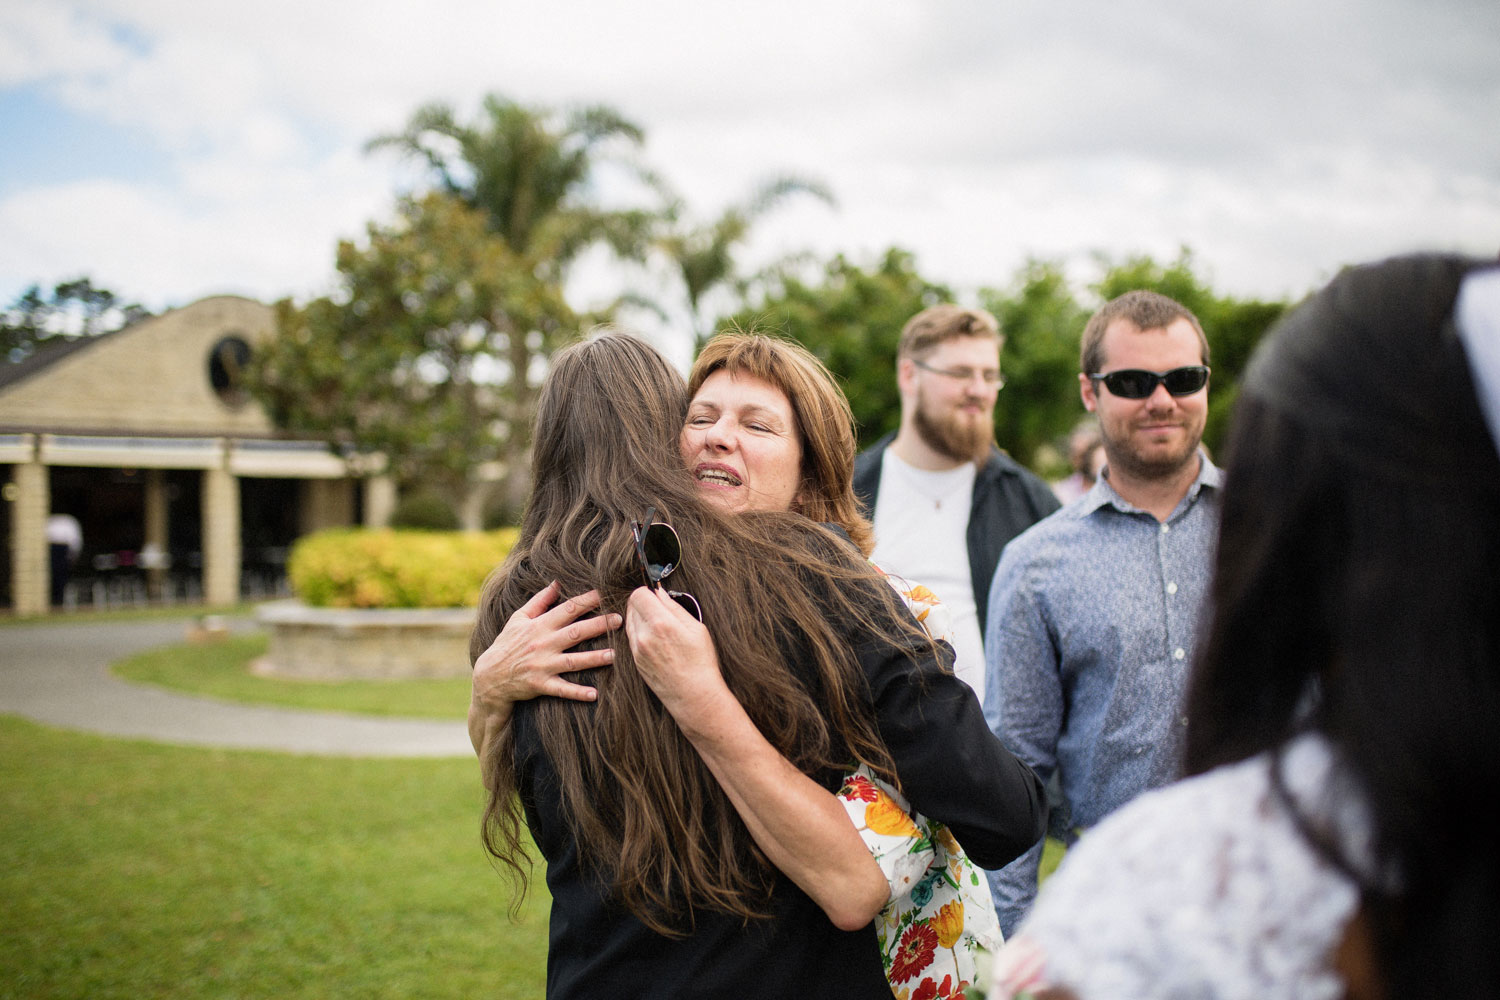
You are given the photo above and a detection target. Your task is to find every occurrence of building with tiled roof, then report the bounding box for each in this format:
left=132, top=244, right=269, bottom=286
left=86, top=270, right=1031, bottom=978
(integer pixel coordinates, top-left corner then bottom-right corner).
left=1, top=296, right=392, bottom=616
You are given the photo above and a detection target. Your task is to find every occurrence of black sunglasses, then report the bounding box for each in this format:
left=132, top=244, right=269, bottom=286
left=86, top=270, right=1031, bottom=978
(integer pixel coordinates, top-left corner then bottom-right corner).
left=1089, top=365, right=1210, bottom=399
left=630, top=507, right=703, bottom=621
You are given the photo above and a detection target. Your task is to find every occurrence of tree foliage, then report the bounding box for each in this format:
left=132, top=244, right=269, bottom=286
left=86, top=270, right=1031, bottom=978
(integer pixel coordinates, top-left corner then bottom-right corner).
left=365, top=93, right=662, bottom=281
left=980, top=260, right=1092, bottom=470
left=18, top=89, right=1290, bottom=505
left=249, top=92, right=662, bottom=527
left=656, top=175, right=836, bottom=346
left=724, top=248, right=952, bottom=447
left=247, top=193, right=577, bottom=525
left=2, top=278, right=151, bottom=363
left=720, top=248, right=1287, bottom=472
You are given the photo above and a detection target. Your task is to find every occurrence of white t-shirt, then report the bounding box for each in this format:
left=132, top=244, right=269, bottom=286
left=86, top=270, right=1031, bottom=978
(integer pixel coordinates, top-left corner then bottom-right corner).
left=46, top=513, right=83, bottom=557
left=870, top=449, right=984, bottom=694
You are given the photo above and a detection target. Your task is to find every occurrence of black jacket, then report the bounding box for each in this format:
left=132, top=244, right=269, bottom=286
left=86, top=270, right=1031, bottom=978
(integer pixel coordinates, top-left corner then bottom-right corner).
left=515, top=562, right=1045, bottom=999
left=853, top=433, right=1061, bottom=640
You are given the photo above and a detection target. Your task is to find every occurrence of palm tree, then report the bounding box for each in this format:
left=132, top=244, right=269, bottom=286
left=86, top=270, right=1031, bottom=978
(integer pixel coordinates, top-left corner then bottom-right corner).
left=366, top=93, right=665, bottom=282
left=655, top=175, right=836, bottom=346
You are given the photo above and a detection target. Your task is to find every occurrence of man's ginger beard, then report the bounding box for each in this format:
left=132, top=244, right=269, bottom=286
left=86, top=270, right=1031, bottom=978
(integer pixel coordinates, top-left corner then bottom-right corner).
left=913, top=382, right=993, bottom=464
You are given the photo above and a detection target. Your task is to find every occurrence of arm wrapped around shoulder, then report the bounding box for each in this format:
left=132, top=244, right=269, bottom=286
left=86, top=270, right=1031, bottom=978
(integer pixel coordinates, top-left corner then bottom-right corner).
left=857, top=597, right=1047, bottom=871
left=748, top=513, right=1047, bottom=867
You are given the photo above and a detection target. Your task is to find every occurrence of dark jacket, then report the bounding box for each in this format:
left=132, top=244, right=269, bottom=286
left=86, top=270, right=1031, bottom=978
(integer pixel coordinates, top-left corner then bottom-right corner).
left=853, top=433, right=1061, bottom=639
left=515, top=561, right=1045, bottom=999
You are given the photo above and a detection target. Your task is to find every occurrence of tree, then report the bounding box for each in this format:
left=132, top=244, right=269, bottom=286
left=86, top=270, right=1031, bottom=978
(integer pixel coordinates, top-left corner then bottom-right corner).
left=980, top=260, right=1092, bottom=470
left=2, top=278, right=150, bottom=362
left=656, top=175, right=835, bottom=347
left=722, top=248, right=1288, bottom=475
left=247, top=193, right=577, bottom=528
left=365, top=93, right=663, bottom=283
left=723, top=248, right=952, bottom=447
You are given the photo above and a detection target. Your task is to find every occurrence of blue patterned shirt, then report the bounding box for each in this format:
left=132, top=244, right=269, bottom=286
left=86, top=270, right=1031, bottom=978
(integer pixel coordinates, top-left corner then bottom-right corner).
left=982, top=453, right=1222, bottom=935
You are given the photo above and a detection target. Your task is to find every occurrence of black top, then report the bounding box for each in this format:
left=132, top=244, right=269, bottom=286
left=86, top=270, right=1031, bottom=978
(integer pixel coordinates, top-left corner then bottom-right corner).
left=852, top=435, right=1061, bottom=641
left=513, top=567, right=1046, bottom=999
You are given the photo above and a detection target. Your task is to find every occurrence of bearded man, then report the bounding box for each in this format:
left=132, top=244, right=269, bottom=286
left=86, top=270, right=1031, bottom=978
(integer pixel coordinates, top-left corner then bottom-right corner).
left=853, top=305, right=1060, bottom=695
left=981, top=290, right=1222, bottom=935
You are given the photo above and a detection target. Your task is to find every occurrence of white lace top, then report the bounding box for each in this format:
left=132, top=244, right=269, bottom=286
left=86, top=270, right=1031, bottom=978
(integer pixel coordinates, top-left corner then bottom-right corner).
left=989, top=734, right=1370, bottom=1000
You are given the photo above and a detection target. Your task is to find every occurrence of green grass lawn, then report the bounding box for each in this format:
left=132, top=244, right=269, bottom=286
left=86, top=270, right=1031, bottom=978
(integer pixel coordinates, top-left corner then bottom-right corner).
left=1039, top=835, right=1065, bottom=882
left=104, top=635, right=1067, bottom=887
left=13, top=626, right=1060, bottom=999
left=112, top=635, right=471, bottom=719
left=0, top=715, right=548, bottom=1000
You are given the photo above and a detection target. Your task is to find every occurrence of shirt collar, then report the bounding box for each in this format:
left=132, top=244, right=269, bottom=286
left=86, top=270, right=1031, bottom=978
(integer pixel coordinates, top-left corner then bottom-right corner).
left=1080, top=449, right=1221, bottom=519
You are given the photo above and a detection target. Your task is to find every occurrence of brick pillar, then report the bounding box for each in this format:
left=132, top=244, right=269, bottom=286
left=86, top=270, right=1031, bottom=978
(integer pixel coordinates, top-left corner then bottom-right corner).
left=10, top=445, right=49, bottom=616
left=202, top=455, right=241, bottom=607
left=143, top=469, right=168, bottom=600
left=363, top=475, right=396, bottom=528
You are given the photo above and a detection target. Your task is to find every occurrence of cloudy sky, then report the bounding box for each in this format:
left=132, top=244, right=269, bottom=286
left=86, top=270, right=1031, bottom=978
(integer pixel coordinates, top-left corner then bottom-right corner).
left=3, top=0, right=1498, bottom=357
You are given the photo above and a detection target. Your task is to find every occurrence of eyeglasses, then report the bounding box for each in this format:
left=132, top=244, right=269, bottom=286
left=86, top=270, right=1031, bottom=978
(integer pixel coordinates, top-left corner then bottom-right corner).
left=630, top=507, right=703, bottom=621
left=1088, top=366, right=1210, bottom=399
left=913, top=358, right=1005, bottom=388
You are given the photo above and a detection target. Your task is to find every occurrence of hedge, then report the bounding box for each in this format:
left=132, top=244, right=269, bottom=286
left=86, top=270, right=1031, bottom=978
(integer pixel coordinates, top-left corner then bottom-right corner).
left=287, top=528, right=520, bottom=608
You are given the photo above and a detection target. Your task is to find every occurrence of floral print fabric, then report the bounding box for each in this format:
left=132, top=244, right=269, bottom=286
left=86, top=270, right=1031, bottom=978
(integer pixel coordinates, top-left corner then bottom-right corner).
left=888, top=581, right=953, bottom=649
left=839, top=765, right=1002, bottom=999
left=845, top=564, right=1002, bottom=998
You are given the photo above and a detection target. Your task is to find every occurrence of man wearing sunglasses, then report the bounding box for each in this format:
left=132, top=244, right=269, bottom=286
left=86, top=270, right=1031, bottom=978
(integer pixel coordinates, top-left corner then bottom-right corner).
left=981, top=290, right=1223, bottom=936
left=853, top=304, right=1060, bottom=697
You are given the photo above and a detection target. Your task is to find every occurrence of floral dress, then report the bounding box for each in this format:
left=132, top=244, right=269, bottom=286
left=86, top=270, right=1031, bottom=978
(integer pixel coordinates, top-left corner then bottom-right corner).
left=838, top=572, right=1004, bottom=999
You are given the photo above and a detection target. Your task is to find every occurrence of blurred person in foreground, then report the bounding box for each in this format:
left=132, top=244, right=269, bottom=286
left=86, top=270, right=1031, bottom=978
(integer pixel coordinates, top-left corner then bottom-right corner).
left=989, top=253, right=1500, bottom=1000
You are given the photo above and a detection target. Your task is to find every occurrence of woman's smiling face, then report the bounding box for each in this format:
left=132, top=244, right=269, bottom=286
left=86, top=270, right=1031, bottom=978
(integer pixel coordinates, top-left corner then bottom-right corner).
left=679, top=370, right=804, bottom=514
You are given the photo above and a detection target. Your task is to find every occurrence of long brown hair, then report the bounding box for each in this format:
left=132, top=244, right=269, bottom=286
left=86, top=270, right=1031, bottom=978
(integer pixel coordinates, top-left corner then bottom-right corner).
left=689, top=329, right=875, bottom=556
left=1184, top=255, right=1500, bottom=997
left=472, top=331, right=918, bottom=934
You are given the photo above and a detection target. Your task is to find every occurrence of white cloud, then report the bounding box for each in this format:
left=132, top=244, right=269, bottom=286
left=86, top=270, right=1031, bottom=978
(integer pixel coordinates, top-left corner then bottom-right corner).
left=0, top=1, right=134, bottom=87
left=0, top=145, right=395, bottom=311
left=1, top=0, right=1497, bottom=319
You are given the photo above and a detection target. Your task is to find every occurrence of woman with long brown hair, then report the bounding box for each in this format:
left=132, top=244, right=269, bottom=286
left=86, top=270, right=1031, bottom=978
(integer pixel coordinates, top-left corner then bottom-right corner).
left=472, top=331, right=1041, bottom=998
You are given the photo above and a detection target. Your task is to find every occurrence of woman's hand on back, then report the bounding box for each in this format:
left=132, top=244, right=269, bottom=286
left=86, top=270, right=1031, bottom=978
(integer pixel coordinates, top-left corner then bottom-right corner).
left=469, top=581, right=621, bottom=757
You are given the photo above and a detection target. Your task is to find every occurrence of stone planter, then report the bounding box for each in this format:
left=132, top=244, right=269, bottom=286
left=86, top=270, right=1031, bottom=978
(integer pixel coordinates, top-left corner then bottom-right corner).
left=255, top=599, right=475, bottom=680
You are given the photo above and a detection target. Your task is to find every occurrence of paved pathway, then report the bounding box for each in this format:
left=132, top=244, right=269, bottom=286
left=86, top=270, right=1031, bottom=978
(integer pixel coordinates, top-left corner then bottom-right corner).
left=0, top=616, right=472, bottom=757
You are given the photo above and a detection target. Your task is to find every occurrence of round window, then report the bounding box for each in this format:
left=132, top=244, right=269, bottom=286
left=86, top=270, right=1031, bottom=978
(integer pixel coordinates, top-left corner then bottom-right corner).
left=208, top=334, right=252, bottom=408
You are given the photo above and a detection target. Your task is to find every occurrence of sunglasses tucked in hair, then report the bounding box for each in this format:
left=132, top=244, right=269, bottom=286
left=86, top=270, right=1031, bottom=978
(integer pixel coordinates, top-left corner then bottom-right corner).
left=630, top=507, right=703, bottom=621
left=1089, top=365, right=1211, bottom=399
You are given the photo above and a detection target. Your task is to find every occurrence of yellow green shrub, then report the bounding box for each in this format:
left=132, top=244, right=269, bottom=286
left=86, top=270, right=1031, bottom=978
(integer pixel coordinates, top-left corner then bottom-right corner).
left=287, top=528, right=520, bottom=608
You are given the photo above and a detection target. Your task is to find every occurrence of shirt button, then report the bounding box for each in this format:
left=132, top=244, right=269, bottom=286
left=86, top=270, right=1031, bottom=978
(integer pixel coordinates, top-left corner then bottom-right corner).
left=1173, top=647, right=1186, bottom=660
left=1180, top=716, right=1190, bottom=727
left=1160, top=523, right=1170, bottom=534
left=1167, top=582, right=1178, bottom=595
